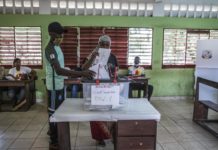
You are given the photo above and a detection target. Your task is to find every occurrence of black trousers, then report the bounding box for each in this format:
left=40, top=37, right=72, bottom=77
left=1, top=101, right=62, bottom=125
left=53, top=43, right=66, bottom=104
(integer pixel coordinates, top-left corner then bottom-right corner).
left=147, top=84, right=153, bottom=101
left=129, top=83, right=153, bottom=100
left=47, top=89, right=64, bottom=144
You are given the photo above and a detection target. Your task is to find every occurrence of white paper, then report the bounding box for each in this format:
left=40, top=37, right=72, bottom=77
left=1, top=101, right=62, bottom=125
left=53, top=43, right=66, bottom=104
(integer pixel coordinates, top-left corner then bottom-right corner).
left=91, top=85, right=120, bottom=107
left=89, top=64, right=110, bottom=79
left=196, top=39, right=218, bottom=68
left=98, top=48, right=111, bottom=66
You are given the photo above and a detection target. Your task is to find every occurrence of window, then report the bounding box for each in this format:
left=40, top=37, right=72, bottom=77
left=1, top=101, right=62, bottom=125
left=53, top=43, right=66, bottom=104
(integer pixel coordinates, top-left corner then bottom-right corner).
left=163, top=29, right=186, bottom=67
left=62, top=27, right=128, bottom=68
left=128, top=28, right=152, bottom=67
left=79, top=27, right=104, bottom=66
left=61, top=27, right=78, bottom=67
left=186, top=30, right=209, bottom=65
left=210, top=30, right=218, bottom=39
left=0, top=27, right=42, bottom=68
left=80, top=27, right=128, bottom=68
left=163, top=29, right=218, bottom=68
left=62, top=27, right=152, bottom=69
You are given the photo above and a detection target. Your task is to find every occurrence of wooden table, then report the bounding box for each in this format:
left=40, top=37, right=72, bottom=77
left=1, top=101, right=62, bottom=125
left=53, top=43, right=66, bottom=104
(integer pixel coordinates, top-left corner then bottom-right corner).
left=127, top=76, right=149, bottom=98
left=193, top=77, right=218, bottom=137
left=42, top=78, right=82, bottom=98
left=0, top=80, right=35, bottom=111
left=50, top=98, right=161, bottom=150
left=44, top=77, right=149, bottom=99
left=42, top=78, right=81, bottom=85
left=64, top=77, right=149, bottom=99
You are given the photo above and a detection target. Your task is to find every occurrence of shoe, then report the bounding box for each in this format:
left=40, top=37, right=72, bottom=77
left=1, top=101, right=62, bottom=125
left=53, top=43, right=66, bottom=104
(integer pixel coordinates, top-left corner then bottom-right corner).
left=97, top=140, right=106, bottom=147
left=12, top=99, right=27, bottom=111
left=49, top=143, right=59, bottom=150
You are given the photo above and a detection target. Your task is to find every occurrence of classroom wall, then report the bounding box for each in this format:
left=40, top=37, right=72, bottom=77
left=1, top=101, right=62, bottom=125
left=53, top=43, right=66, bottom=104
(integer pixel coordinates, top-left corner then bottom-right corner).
left=1, top=14, right=218, bottom=98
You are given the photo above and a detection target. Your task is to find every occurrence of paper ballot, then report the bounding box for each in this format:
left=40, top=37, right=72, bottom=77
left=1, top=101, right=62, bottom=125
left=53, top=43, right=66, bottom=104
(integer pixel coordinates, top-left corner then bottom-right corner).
left=89, top=48, right=111, bottom=79
left=98, top=48, right=111, bottom=66
left=89, top=64, right=110, bottom=79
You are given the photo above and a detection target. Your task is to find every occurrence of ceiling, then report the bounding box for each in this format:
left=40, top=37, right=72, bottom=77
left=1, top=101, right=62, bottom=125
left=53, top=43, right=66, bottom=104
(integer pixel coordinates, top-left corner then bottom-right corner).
left=0, top=0, right=218, bottom=18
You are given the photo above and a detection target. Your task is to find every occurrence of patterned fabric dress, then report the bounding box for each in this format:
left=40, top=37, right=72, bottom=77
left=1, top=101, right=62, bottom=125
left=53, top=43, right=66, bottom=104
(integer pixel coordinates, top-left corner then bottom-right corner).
left=89, top=52, right=118, bottom=142
left=90, top=121, right=111, bottom=141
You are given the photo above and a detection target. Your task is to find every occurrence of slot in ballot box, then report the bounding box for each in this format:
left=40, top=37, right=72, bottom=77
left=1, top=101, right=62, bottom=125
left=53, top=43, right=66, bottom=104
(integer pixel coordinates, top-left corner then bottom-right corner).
left=82, top=78, right=129, bottom=111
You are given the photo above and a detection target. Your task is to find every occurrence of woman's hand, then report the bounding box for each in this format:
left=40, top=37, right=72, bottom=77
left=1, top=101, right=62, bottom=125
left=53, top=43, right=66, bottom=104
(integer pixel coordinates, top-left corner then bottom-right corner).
left=90, top=51, right=99, bottom=60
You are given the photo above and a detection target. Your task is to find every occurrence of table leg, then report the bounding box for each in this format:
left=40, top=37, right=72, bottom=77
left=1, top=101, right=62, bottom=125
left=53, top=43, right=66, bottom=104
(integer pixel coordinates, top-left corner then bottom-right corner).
left=144, top=80, right=148, bottom=98
left=57, top=122, right=71, bottom=150
left=24, top=83, right=30, bottom=110
left=129, top=84, right=133, bottom=98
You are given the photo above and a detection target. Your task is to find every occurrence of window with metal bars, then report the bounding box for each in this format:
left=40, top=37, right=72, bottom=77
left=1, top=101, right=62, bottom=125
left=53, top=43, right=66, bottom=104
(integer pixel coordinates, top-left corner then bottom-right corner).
left=163, top=29, right=218, bottom=68
left=0, top=27, right=42, bottom=68
left=128, top=28, right=152, bottom=68
left=80, top=27, right=128, bottom=68
left=62, top=27, right=152, bottom=69
left=62, top=27, right=129, bottom=68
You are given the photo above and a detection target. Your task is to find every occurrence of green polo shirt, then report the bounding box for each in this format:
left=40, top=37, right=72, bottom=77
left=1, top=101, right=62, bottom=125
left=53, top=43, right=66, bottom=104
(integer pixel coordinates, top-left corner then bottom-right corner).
left=44, top=42, right=65, bottom=90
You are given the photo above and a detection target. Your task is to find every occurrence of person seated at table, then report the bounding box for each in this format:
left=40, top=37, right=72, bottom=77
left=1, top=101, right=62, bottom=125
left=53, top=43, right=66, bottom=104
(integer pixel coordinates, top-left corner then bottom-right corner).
left=82, top=35, right=119, bottom=147
left=128, top=56, right=153, bottom=101
left=5, top=58, right=36, bottom=111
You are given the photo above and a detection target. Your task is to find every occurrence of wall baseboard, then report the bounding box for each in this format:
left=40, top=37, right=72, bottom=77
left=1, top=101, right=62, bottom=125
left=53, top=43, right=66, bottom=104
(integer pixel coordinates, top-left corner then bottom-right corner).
left=151, top=96, right=194, bottom=101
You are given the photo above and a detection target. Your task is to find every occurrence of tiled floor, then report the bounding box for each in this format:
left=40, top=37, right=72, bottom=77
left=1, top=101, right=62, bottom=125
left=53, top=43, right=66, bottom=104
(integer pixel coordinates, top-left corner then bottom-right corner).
left=0, top=99, right=218, bottom=150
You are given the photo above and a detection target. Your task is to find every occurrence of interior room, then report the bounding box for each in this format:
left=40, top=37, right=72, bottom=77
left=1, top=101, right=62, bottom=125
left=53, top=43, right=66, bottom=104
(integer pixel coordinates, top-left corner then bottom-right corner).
left=0, top=0, right=218, bottom=150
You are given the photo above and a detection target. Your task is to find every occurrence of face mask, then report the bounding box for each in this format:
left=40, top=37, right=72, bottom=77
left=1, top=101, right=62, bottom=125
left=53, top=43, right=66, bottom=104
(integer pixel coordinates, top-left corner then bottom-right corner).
left=54, top=37, right=63, bottom=45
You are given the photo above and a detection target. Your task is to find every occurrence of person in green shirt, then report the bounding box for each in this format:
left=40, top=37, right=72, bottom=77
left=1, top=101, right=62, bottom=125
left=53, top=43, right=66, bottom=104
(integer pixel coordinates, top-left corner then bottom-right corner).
left=44, top=21, right=94, bottom=150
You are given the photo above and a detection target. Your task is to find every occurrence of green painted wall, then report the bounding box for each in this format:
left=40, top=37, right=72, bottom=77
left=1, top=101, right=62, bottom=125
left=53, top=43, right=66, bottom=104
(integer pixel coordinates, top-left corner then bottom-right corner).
left=1, top=14, right=218, bottom=98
